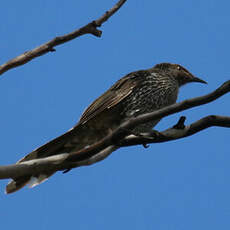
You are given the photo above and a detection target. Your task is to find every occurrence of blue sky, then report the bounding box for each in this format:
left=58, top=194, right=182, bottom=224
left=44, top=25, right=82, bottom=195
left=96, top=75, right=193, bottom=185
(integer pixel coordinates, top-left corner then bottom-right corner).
left=1, top=0, right=230, bottom=229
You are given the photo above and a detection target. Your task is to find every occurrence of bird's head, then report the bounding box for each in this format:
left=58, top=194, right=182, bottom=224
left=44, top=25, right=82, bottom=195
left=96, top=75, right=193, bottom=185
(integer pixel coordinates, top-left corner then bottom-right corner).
left=154, top=63, right=207, bottom=86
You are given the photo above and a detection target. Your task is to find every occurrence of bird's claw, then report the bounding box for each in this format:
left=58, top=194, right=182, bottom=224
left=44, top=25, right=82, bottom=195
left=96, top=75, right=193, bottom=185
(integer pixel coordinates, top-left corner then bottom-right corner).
left=63, top=168, right=72, bottom=174
left=142, top=143, right=150, bottom=148
left=138, top=130, right=164, bottom=140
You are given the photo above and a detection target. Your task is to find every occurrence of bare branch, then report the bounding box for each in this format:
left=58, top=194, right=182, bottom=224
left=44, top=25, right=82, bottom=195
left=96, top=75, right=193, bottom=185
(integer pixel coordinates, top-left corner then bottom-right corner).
left=120, top=115, right=230, bottom=146
left=0, top=81, right=229, bottom=180
left=0, top=0, right=127, bottom=76
left=0, top=146, right=118, bottom=180
left=94, top=0, right=127, bottom=26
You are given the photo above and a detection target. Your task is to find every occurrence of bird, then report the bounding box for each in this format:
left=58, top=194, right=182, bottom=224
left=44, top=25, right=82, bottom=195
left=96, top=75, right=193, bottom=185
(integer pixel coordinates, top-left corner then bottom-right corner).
left=6, top=63, right=207, bottom=194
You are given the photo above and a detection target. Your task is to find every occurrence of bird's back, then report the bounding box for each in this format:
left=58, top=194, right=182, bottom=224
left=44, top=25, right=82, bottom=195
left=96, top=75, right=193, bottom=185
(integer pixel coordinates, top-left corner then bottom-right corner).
left=13, top=68, right=180, bottom=163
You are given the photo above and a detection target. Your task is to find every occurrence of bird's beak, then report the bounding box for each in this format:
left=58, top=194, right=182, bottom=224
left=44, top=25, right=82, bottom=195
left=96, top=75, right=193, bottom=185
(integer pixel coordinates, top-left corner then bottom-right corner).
left=192, top=77, right=207, bottom=84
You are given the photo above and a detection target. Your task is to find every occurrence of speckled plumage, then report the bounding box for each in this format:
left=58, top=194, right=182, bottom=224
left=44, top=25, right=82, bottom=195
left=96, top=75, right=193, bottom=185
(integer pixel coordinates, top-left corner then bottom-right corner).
left=120, top=71, right=179, bottom=132
left=6, top=63, right=206, bottom=193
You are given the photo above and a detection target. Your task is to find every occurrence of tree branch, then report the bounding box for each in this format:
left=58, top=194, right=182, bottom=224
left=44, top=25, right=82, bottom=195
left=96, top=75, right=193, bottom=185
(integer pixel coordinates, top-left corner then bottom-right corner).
left=0, top=146, right=118, bottom=179
left=0, top=81, right=229, bottom=180
left=0, top=0, right=127, bottom=76
left=120, top=115, right=230, bottom=146
left=64, top=80, right=230, bottom=162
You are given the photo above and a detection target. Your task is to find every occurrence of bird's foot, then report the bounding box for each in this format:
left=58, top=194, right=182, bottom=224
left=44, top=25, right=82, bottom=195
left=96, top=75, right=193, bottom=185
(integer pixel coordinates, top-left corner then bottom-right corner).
left=139, top=130, right=164, bottom=139
left=115, top=128, right=164, bottom=148
left=173, top=116, right=186, bottom=129
left=142, top=143, right=150, bottom=148
left=121, top=128, right=162, bottom=139
left=135, top=130, right=164, bottom=149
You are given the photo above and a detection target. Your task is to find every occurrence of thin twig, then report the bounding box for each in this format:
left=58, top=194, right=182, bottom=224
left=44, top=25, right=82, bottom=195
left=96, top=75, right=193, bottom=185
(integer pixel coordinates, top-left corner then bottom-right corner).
left=0, top=0, right=127, bottom=76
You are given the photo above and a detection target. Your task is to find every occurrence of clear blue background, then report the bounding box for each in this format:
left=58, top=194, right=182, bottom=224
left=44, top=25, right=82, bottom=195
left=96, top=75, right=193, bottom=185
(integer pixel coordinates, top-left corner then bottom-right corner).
left=1, top=1, right=230, bottom=229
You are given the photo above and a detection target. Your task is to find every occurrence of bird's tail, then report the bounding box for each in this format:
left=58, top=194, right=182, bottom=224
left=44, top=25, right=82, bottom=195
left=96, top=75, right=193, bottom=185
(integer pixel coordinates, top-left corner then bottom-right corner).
left=5, top=172, right=55, bottom=194
left=6, top=176, right=31, bottom=194
left=5, top=127, right=78, bottom=194
left=5, top=121, right=104, bottom=194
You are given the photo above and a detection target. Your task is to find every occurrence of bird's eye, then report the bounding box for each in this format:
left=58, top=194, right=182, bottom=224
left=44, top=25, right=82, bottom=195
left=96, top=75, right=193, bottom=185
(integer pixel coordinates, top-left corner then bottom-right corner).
left=177, top=66, right=181, bottom=70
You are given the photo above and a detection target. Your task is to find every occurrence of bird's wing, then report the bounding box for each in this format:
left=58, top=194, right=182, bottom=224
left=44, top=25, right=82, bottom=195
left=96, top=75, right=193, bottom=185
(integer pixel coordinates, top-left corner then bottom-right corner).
left=5, top=71, right=145, bottom=193
left=18, top=71, right=144, bottom=162
left=18, top=128, right=76, bottom=162
left=78, top=71, right=143, bottom=125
